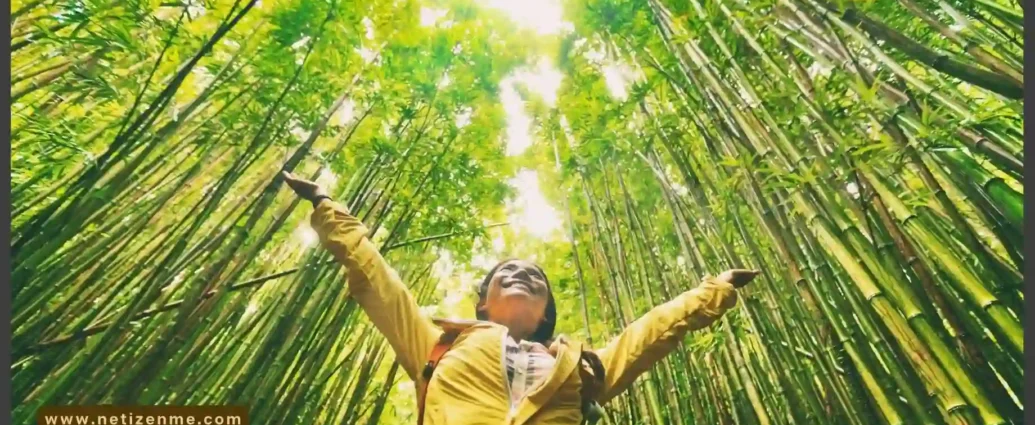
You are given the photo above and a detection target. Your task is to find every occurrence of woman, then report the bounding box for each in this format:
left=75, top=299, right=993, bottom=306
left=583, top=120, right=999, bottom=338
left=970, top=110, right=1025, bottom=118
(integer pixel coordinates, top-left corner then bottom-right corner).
left=282, top=171, right=758, bottom=425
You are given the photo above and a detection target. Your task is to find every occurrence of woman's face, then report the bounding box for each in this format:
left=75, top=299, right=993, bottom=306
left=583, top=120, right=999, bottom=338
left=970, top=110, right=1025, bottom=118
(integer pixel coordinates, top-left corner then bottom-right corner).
left=479, top=259, right=550, bottom=335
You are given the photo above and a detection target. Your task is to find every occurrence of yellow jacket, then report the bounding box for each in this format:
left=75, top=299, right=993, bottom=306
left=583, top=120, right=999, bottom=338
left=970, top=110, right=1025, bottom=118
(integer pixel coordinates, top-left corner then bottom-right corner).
left=312, top=199, right=739, bottom=425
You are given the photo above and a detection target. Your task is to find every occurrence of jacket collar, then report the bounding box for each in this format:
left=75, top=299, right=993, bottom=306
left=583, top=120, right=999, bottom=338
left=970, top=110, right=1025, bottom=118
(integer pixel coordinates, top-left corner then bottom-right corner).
left=432, top=317, right=584, bottom=424
left=511, top=340, right=583, bottom=424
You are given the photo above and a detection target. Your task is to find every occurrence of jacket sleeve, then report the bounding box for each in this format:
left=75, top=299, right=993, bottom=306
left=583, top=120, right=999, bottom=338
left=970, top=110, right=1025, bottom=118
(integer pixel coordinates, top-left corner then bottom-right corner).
left=311, top=199, right=443, bottom=382
left=594, top=276, right=738, bottom=404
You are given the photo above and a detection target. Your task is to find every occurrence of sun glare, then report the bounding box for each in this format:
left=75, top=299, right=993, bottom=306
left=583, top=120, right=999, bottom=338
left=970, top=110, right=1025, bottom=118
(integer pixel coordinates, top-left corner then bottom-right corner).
left=507, top=169, right=563, bottom=239
left=500, top=82, right=534, bottom=156
left=420, top=7, right=449, bottom=27
left=500, top=59, right=565, bottom=156
left=478, top=0, right=572, bottom=35
left=601, top=64, right=634, bottom=101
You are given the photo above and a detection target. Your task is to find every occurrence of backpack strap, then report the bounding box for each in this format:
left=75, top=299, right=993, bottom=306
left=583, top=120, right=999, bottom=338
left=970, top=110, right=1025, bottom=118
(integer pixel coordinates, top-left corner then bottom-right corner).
left=416, top=336, right=454, bottom=425
left=417, top=319, right=477, bottom=425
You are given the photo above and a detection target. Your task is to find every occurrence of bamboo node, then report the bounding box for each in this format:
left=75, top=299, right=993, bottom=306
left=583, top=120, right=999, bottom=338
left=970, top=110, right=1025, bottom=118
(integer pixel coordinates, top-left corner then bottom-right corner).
left=944, top=402, right=973, bottom=414
left=900, top=213, right=918, bottom=226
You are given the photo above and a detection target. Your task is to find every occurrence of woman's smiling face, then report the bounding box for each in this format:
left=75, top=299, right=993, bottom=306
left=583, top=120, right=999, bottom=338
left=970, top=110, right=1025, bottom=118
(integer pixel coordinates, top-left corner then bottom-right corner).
left=478, top=259, right=551, bottom=338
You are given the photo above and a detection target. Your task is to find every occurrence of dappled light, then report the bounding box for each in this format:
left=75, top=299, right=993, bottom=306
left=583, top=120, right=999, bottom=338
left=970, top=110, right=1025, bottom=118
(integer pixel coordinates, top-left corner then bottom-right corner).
left=10, top=0, right=1024, bottom=423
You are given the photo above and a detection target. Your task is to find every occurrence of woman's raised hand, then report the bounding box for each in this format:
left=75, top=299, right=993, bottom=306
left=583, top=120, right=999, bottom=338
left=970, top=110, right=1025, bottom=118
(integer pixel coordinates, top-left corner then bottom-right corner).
left=716, top=269, right=761, bottom=288
left=281, top=171, right=328, bottom=202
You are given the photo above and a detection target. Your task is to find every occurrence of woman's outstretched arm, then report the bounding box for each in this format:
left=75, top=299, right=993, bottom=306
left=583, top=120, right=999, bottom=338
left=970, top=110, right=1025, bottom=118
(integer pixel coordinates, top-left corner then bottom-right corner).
left=593, top=269, right=758, bottom=404
left=284, top=171, right=442, bottom=382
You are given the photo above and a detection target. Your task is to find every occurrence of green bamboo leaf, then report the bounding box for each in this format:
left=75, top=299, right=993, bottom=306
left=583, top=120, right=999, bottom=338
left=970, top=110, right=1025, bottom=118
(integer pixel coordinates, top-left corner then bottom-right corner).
left=10, top=0, right=1024, bottom=423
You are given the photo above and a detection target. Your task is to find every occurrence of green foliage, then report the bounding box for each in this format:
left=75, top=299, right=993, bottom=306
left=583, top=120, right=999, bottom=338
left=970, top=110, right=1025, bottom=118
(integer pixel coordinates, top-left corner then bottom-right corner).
left=10, top=0, right=1023, bottom=423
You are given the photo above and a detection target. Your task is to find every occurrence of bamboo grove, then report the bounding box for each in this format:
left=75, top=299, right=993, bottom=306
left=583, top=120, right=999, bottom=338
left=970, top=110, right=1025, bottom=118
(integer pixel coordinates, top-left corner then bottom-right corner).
left=9, top=0, right=1024, bottom=423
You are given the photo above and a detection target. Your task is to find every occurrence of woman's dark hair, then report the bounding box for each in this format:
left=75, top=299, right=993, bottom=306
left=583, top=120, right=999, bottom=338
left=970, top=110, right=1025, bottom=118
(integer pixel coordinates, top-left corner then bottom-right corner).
left=476, top=258, right=557, bottom=344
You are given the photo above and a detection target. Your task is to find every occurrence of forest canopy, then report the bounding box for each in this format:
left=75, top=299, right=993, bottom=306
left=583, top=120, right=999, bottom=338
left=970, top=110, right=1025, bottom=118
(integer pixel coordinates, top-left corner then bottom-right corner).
left=10, top=0, right=1024, bottom=424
